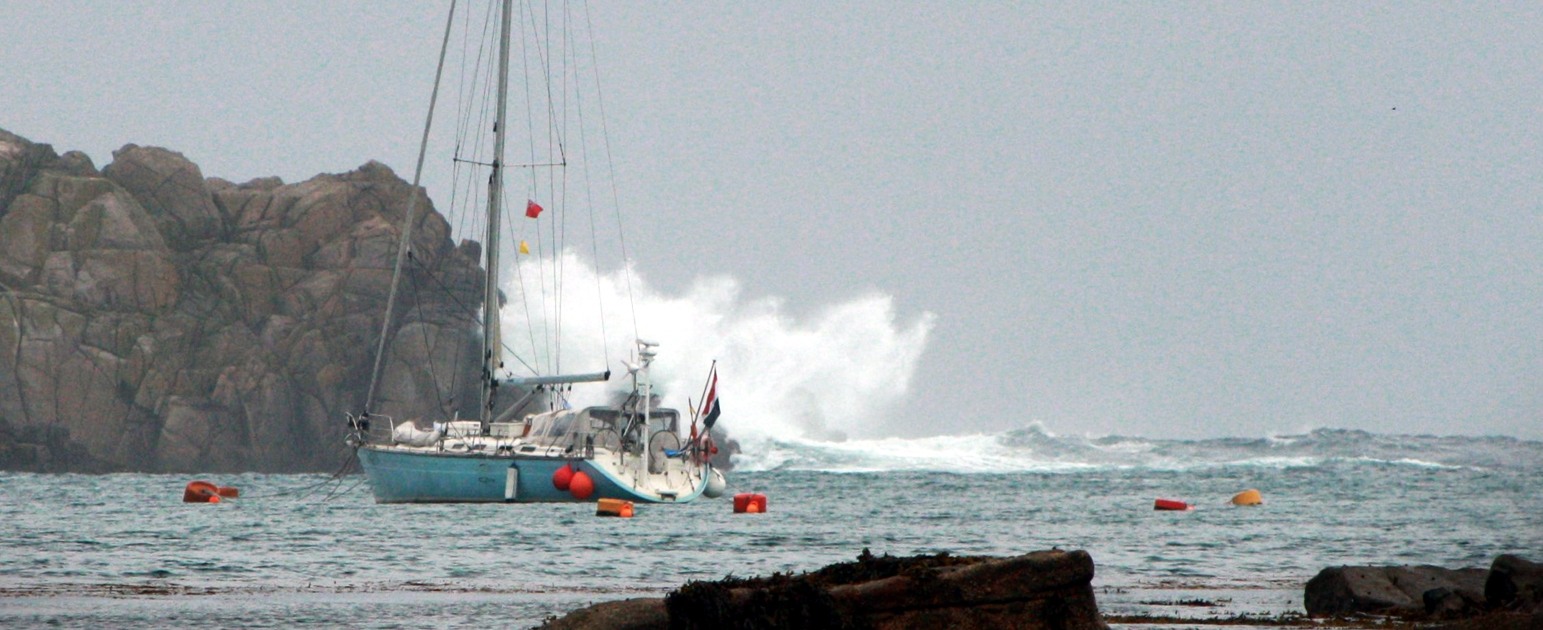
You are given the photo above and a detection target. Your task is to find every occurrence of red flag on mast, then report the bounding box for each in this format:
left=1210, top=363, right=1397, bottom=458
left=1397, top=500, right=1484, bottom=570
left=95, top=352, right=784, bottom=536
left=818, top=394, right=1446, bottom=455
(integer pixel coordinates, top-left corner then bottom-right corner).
left=525, top=199, right=544, bottom=218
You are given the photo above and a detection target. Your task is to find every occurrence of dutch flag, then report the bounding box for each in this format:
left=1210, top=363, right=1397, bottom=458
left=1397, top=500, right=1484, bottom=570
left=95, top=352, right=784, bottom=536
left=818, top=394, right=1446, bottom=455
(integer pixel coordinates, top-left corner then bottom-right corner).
left=701, top=370, right=722, bottom=430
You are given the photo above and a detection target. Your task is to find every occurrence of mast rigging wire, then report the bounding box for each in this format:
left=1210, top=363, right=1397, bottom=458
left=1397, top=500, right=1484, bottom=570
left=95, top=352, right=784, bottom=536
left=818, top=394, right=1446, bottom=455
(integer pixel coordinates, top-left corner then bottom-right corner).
left=580, top=0, right=640, bottom=343
left=363, top=0, right=459, bottom=415
left=387, top=1, right=640, bottom=396
left=569, top=2, right=612, bottom=373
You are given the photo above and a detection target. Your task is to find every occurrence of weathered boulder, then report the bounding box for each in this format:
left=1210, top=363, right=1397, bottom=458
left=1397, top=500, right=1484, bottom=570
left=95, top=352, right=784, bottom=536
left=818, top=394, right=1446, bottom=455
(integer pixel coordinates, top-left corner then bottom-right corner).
left=1, top=129, right=64, bottom=213
left=0, top=415, right=115, bottom=472
left=0, top=191, right=53, bottom=285
left=0, top=128, right=483, bottom=472
left=1304, top=564, right=1488, bottom=617
left=543, top=549, right=1107, bottom=630
left=1424, top=586, right=1482, bottom=619
left=1486, top=555, right=1543, bottom=611
left=102, top=144, right=224, bottom=251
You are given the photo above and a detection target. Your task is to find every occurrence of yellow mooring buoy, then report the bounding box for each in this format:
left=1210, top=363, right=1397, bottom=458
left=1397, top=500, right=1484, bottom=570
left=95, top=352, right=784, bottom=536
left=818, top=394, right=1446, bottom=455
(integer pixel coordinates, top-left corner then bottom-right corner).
left=1231, top=488, right=1263, bottom=506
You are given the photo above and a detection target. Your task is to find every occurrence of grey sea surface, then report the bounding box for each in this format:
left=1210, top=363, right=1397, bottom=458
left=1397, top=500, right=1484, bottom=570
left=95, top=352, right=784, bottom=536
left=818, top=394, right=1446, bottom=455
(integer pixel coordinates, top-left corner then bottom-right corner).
left=3, top=429, right=1540, bottom=628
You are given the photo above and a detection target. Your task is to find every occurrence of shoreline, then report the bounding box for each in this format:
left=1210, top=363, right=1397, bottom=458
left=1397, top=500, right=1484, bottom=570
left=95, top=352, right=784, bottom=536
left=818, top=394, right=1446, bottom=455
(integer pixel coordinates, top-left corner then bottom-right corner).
left=4, top=576, right=1534, bottom=629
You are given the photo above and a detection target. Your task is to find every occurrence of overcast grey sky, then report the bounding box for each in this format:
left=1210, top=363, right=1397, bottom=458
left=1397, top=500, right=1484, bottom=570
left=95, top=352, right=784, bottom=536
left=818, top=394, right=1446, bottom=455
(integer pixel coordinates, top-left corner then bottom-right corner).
left=3, top=2, right=1539, bottom=440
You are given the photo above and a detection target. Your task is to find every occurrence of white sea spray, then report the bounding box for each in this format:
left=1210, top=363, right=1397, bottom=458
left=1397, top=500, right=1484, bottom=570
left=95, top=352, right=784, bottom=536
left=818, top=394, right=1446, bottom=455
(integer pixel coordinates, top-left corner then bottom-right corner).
left=498, top=249, right=935, bottom=443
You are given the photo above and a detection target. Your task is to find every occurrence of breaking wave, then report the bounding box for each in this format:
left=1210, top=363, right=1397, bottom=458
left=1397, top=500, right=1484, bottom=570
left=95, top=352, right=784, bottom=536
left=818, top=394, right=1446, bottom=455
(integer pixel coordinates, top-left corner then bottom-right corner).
left=498, top=250, right=935, bottom=440
left=730, top=425, right=1543, bottom=473
left=497, top=253, right=1541, bottom=476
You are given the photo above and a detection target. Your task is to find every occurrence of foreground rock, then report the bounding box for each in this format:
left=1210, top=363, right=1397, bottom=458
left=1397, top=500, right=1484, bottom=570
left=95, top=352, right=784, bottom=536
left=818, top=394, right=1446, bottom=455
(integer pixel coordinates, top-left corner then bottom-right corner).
left=1305, top=564, right=1488, bottom=617
left=0, top=128, right=482, bottom=472
left=1486, top=554, right=1543, bottom=612
left=1305, top=555, right=1543, bottom=625
left=543, top=549, right=1106, bottom=630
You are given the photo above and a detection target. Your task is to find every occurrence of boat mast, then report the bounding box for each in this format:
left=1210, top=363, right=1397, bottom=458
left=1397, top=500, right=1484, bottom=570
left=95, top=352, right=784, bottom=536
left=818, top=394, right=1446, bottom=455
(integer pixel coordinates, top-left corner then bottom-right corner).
left=481, top=0, right=514, bottom=424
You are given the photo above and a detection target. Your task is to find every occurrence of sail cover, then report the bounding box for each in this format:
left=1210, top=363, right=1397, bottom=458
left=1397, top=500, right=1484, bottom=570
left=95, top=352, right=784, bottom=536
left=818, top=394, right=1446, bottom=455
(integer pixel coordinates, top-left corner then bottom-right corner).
left=392, top=421, right=446, bottom=447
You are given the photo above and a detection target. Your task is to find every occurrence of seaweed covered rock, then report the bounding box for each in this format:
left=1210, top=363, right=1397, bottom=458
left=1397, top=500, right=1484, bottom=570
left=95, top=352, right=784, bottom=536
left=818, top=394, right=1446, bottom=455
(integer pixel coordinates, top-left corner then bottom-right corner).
left=543, top=549, right=1106, bottom=630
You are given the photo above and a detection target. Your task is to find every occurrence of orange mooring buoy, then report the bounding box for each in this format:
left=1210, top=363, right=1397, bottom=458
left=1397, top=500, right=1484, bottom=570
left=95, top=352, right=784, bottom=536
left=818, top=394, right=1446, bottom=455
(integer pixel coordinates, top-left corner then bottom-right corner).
left=184, top=480, right=238, bottom=503
left=1154, top=498, right=1192, bottom=511
left=1231, top=488, right=1263, bottom=506
left=183, top=480, right=220, bottom=503
left=597, top=498, right=634, bottom=518
left=733, top=493, right=768, bottom=514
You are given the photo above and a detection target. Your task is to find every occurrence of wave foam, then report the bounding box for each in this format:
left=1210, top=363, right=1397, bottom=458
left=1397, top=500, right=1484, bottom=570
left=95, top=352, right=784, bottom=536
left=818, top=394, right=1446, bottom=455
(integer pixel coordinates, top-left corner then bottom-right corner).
left=493, top=254, right=1542, bottom=475
left=498, top=251, right=934, bottom=441
left=731, top=425, right=1543, bottom=473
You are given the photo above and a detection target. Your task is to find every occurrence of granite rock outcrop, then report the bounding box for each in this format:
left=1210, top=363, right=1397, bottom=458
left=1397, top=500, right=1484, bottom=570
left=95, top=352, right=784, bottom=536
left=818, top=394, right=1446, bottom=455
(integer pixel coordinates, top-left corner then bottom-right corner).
left=0, top=128, right=483, bottom=472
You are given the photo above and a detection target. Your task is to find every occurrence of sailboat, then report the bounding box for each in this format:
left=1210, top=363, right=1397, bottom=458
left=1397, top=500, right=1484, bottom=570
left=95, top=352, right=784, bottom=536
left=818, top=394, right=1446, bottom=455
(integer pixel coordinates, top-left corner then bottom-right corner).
left=346, top=0, right=727, bottom=504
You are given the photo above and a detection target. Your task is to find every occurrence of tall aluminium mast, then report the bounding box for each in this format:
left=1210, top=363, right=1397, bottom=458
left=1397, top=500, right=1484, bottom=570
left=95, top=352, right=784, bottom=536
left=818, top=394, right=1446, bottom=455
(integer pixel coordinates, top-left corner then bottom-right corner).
left=480, top=0, right=515, bottom=423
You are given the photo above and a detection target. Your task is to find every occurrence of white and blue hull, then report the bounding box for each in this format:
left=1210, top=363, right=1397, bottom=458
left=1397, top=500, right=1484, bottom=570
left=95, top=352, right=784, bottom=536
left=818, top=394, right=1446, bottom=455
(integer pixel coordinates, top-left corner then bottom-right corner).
left=357, top=445, right=712, bottom=504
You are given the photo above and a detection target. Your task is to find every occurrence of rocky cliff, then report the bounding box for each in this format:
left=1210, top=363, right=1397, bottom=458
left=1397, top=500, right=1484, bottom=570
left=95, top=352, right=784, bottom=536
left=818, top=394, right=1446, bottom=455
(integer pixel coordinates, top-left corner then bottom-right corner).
left=0, top=128, right=484, bottom=472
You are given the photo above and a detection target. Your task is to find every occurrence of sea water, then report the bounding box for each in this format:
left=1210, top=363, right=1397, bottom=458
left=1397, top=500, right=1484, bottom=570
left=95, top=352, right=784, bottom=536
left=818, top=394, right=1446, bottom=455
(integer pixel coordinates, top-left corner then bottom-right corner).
left=2, top=428, right=1540, bottom=628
